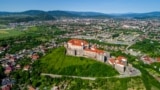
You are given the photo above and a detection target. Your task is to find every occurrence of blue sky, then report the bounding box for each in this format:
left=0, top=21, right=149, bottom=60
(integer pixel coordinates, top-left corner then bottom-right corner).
left=0, top=0, right=160, bottom=13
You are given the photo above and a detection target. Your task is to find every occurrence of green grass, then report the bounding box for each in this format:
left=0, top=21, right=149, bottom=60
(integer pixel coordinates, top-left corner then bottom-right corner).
left=130, top=39, right=160, bottom=57
left=0, top=30, right=24, bottom=39
left=39, top=47, right=118, bottom=77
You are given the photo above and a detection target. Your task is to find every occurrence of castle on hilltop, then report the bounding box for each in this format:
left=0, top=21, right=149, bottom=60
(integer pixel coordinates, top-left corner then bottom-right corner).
left=65, top=39, right=132, bottom=74
left=65, top=39, right=110, bottom=62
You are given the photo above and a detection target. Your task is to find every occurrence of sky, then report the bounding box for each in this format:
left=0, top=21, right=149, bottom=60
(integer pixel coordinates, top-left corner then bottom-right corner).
left=0, top=0, right=160, bottom=13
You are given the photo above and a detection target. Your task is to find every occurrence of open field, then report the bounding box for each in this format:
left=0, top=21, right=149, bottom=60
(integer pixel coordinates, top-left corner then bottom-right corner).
left=0, top=30, right=24, bottom=39
left=39, top=47, right=118, bottom=77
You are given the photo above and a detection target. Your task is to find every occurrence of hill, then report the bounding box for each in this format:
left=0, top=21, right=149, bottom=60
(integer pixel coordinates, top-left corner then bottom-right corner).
left=38, top=47, right=118, bottom=77
left=1, top=10, right=160, bottom=23
left=111, top=11, right=160, bottom=19
left=1, top=10, right=160, bottom=24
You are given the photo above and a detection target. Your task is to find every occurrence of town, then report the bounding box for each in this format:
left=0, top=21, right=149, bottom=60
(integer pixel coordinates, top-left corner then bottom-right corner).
left=0, top=16, right=160, bottom=89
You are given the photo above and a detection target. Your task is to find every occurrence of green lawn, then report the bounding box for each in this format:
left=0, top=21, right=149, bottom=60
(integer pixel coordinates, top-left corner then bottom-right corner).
left=39, top=47, right=118, bottom=77
left=0, top=30, right=24, bottom=39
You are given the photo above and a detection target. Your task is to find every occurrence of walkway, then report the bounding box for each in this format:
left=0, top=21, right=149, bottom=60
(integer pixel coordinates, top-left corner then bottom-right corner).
left=41, top=72, right=141, bottom=81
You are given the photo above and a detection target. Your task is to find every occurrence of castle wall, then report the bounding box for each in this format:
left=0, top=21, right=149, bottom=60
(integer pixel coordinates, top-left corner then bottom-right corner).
left=115, top=64, right=125, bottom=73
left=66, top=41, right=110, bottom=64
left=68, top=43, right=83, bottom=50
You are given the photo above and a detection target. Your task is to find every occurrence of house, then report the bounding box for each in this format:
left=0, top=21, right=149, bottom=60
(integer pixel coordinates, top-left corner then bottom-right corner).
left=51, top=85, right=59, bottom=90
left=141, top=56, right=153, bottom=64
left=65, top=39, right=110, bottom=62
left=28, top=85, right=35, bottom=90
left=1, top=78, right=13, bottom=89
left=108, top=56, right=128, bottom=73
left=4, top=66, right=12, bottom=75
left=15, top=64, right=21, bottom=70
left=9, top=56, right=16, bottom=62
left=23, top=65, right=30, bottom=71
left=1, top=85, right=11, bottom=90
left=31, top=53, right=39, bottom=60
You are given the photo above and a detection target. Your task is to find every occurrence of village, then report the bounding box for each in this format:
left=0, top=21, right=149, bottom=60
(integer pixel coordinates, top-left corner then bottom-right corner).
left=0, top=39, right=57, bottom=90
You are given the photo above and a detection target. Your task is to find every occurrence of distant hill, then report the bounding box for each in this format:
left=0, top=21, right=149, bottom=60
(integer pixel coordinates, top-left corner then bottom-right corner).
left=1, top=10, right=160, bottom=23
left=111, top=11, right=160, bottom=19
left=0, top=10, right=110, bottom=19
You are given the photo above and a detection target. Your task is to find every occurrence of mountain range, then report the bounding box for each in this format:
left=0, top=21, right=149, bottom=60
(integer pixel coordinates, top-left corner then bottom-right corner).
left=0, top=10, right=160, bottom=23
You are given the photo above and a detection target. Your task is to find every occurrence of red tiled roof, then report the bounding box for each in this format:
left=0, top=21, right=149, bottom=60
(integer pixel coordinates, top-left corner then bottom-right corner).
left=142, top=56, right=152, bottom=64
left=1, top=85, right=11, bottom=90
left=31, top=53, right=39, bottom=60
left=28, top=85, right=35, bottom=90
left=109, top=58, right=115, bottom=64
left=84, top=48, right=104, bottom=54
left=68, top=39, right=88, bottom=46
left=116, top=56, right=126, bottom=61
left=116, top=61, right=125, bottom=65
left=115, top=56, right=127, bottom=66
left=143, top=56, right=151, bottom=61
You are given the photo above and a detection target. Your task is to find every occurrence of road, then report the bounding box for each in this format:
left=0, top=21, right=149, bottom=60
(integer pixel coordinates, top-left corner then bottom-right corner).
left=41, top=72, right=141, bottom=81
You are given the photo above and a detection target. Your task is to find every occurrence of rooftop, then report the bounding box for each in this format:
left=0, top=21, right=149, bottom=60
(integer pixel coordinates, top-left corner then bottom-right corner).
left=68, top=39, right=88, bottom=46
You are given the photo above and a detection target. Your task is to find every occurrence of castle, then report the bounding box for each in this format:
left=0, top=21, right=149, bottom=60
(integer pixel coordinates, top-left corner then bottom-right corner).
left=65, top=39, right=129, bottom=74
left=108, top=56, right=128, bottom=73
left=65, top=39, right=110, bottom=63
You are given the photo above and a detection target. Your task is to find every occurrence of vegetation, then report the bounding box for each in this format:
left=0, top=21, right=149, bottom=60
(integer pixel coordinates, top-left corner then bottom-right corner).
left=11, top=57, right=146, bottom=90
left=0, top=25, right=67, bottom=55
left=0, top=30, right=24, bottom=39
left=112, top=33, right=119, bottom=38
left=111, top=50, right=160, bottom=90
left=0, top=65, right=5, bottom=80
left=39, top=47, right=118, bottom=77
left=150, top=63, right=160, bottom=74
left=130, top=39, right=160, bottom=57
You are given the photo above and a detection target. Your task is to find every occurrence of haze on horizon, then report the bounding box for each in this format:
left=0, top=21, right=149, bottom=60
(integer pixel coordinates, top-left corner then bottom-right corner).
left=0, top=0, right=160, bottom=14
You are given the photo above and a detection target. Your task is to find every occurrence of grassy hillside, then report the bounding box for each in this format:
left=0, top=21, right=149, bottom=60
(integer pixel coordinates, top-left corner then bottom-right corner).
left=39, top=47, right=118, bottom=77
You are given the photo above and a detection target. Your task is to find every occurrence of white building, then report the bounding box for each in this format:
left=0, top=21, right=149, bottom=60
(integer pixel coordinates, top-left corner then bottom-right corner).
left=65, top=39, right=110, bottom=62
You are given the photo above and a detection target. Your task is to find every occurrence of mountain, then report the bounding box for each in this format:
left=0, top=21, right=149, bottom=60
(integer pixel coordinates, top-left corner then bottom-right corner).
left=0, top=10, right=112, bottom=18
left=0, top=10, right=110, bottom=18
left=0, top=10, right=160, bottom=24
left=0, top=10, right=112, bottom=24
left=66, top=11, right=106, bottom=16
left=0, top=10, right=56, bottom=23
left=48, top=11, right=79, bottom=17
left=111, top=11, right=160, bottom=19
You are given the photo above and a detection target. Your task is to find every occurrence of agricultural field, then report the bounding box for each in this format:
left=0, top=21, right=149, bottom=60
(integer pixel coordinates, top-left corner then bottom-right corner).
left=0, top=29, right=24, bottom=39
left=39, top=47, right=118, bottom=77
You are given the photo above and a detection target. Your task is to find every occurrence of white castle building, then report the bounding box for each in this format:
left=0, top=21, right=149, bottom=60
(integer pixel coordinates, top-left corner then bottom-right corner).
left=108, top=56, right=128, bottom=73
left=65, top=39, right=110, bottom=63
